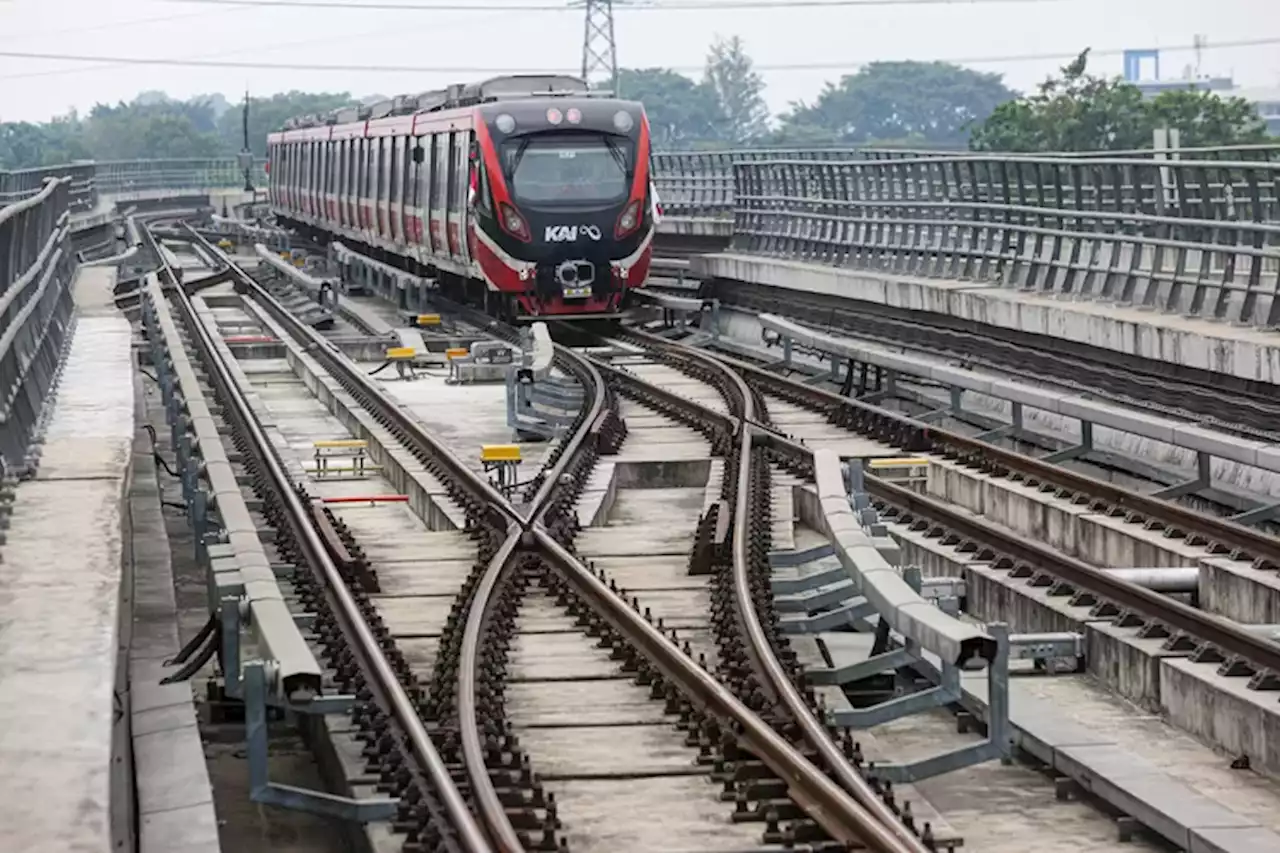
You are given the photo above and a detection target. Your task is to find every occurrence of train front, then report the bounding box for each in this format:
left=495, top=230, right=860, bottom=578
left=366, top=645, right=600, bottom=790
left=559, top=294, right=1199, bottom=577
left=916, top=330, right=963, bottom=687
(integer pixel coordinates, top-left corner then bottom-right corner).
left=471, top=97, right=654, bottom=318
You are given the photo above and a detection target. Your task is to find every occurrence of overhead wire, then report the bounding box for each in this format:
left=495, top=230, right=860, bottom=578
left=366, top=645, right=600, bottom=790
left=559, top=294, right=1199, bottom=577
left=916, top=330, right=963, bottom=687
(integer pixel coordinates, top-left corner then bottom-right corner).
left=166, top=0, right=1072, bottom=9
left=0, top=7, right=541, bottom=81
left=1, top=37, right=1277, bottom=75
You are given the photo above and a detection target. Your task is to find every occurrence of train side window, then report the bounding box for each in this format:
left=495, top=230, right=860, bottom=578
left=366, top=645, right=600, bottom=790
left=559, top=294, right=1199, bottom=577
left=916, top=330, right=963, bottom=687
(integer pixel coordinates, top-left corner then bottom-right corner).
left=361, top=138, right=370, bottom=202
left=419, top=135, right=431, bottom=216
left=336, top=141, right=343, bottom=199
left=402, top=137, right=414, bottom=207
left=346, top=139, right=354, bottom=200
left=382, top=136, right=391, bottom=204
left=353, top=140, right=361, bottom=203
left=377, top=137, right=386, bottom=204
left=476, top=156, right=492, bottom=215
left=388, top=137, right=397, bottom=205
left=320, top=142, right=328, bottom=198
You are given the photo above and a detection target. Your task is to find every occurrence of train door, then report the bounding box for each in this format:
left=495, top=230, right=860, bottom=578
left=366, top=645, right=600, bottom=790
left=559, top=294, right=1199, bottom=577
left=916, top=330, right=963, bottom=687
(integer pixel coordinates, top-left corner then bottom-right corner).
left=445, top=130, right=463, bottom=261
left=389, top=135, right=403, bottom=244
left=288, top=142, right=298, bottom=213
left=455, top=129, right=474, bottom=265
left=376, top=137, right=388, bottom=241
left=406, top=136, right=421, bottom=246
left=305, top=141, right=315, bottom=218
left=325, top=141, right=336, bottom=221
left=430, top=134, right=448, bottom=258
left=346, top=140, right=356, bottom=230
left=412, top=134, right=428, bottom=257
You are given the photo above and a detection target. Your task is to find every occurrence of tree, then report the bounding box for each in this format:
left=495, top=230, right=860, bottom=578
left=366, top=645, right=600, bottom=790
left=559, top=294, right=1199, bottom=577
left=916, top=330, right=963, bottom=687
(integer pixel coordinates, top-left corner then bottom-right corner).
left=1145, top=89, right=1269, bottom=148
left=616, top=68, right=721, bottom=146
left=780, top=62, right=1015, bottom=147
left=970, top=49, right=1270, bottom=152
left=703, top=35, right=770, bottom=143
left=219, top=91, right=352, bottom=156
left=970, top=51, right=1149, bottom=152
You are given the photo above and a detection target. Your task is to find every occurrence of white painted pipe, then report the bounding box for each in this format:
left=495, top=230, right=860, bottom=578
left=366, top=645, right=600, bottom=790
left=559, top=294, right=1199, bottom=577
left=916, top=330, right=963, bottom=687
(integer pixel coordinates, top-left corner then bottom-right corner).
left=1105, top=567, right=1198, bottom=594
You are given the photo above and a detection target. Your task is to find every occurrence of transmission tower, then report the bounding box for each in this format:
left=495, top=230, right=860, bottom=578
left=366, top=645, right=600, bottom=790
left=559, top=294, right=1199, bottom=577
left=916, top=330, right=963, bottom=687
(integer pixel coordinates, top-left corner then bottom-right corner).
left=579, top=0, right=619, bottom=95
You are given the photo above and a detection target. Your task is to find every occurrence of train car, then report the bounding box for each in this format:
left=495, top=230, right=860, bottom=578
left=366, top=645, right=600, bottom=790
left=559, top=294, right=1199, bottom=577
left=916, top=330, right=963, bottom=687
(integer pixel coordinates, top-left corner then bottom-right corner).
left=266, top=75, right=657, bottom=320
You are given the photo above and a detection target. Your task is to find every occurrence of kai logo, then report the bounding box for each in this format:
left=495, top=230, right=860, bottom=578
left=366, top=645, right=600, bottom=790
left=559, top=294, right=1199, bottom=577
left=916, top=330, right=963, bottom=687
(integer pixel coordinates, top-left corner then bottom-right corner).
left=544, top=224, right=602, bottom=242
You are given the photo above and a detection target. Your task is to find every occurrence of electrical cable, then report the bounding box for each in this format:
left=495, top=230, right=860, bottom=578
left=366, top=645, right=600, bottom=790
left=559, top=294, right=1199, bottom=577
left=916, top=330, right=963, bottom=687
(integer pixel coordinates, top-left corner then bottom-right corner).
left=2, top=37, right=1276, bottom=74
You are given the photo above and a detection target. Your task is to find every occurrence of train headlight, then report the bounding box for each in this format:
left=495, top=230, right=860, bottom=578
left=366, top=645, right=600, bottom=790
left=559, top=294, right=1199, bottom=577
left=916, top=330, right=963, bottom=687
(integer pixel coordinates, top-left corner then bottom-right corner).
left=498, top=202, right=531, bottom=242
left=495, top=113, right=515, bottom=133
left=613, top=110, right=633, bottom=133
left=614, top=199, right=641, bottom=238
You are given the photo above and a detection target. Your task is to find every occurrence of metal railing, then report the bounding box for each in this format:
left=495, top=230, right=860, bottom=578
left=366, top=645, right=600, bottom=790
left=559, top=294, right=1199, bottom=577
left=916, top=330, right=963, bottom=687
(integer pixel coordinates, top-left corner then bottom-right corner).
left=730, top=153, right=1280, bottom=327
left=0, top=158, right=268, bottom=214
left=0, top=177, right=76, bottom=477
left=0, top=164, right=95, bottom=212
left=651, top=143, right=1280, bottom=220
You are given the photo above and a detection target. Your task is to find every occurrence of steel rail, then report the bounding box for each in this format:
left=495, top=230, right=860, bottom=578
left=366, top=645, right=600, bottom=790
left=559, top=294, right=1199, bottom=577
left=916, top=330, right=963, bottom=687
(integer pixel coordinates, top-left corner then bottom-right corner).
left=866, top=477, right=1280, bottom=673
left=394, top=293, right=924, bottom=850
left=724, top=285, right=1280, bottom=442
left=143, top=225, right=494, bottom=851
left=179, top=223, right=523, bottom=528
left=625, top=329, right=929, bottom=853
left=189, top=230, right=927, bottom=850
left=460, top=340, right=608, bottom=850
left=533, top=529, right=919, bottom=853
left=458, top=528, right=526, bottom=853
left=619, top=330, right=1280, bottom=676
left=710, top=346, right=1280, bottom=569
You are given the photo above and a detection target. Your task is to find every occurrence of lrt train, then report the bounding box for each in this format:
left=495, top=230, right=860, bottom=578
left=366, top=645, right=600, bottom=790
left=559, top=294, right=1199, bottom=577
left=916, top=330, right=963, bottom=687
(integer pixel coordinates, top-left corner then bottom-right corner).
left=266, top=75, right=658, bottom=320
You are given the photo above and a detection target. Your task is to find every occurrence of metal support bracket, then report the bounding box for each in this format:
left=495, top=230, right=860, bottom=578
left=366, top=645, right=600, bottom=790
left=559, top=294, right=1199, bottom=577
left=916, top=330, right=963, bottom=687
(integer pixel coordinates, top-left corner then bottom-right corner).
left=1042, top=420, right=1093, bottom=464
left=1149, top=450, right=1210, bottom=500
left=243, top=662, right=397, bottom=821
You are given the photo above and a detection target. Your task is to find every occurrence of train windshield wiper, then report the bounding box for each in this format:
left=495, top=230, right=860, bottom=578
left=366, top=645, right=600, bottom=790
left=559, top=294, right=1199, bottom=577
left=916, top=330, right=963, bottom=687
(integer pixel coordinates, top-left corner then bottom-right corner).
left=506, top=137, right=533, bottom=180
left=602, top=136, right=630, bottom=179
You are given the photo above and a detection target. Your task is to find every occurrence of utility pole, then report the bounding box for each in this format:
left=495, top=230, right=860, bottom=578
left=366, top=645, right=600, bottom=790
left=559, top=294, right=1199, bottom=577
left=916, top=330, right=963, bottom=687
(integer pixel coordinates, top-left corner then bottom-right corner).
left=237, top=90, right=254, bottom=197
left=578, top=0, right=619, bottom=95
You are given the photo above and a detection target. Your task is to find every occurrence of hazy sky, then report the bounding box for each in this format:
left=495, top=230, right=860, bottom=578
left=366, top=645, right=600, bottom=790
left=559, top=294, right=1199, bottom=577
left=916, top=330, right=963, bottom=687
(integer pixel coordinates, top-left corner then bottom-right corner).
left=1, top=0, right=1277, bottom=123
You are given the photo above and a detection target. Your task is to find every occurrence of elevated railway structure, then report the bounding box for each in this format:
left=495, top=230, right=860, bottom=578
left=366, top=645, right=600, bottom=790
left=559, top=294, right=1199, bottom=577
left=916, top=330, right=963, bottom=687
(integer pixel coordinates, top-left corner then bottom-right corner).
left=3, top=143, right=1280, bottom=853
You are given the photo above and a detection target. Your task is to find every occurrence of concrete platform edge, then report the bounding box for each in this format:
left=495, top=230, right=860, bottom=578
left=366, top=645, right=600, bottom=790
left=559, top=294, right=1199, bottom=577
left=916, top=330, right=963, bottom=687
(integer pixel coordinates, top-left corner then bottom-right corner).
left=126, top=367, right=222, bottom=853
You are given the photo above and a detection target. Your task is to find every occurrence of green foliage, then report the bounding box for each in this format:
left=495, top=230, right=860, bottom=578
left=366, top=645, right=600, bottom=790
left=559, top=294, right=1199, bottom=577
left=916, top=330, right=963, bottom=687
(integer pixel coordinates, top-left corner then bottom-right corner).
left=970, top=50, right=1270, bottom=152
left=779, top=61, right=1015, bottom=147
left=222, top=91, right=353, bottom=156
left=617, top=68, right=721, bottom=146
left=0, top=90, right=351, bottom=170
left=1145, top=89, right=1269, bottom=148
left=703, top=35, right=770, bottom=143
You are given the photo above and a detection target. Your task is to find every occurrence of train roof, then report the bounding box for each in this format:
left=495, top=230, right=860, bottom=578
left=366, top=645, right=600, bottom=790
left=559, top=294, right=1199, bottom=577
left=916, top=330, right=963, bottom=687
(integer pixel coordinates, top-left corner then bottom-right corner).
left=278, top=74, right=618, bottom=132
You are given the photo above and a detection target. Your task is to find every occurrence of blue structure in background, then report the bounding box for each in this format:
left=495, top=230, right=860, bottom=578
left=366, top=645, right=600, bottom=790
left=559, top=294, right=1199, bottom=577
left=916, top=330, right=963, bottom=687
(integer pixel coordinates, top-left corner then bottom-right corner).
left=1123, top=49, right=1160, bottom=82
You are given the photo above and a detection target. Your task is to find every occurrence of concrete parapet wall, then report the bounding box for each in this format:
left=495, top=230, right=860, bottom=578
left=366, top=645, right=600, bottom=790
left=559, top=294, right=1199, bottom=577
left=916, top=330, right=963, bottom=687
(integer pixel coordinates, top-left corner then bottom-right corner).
left=693, top=253, right=1280, bottom=386
left=923, top=457, right=1280, bottom=623
left=892, top=521, right=1280, bottom=778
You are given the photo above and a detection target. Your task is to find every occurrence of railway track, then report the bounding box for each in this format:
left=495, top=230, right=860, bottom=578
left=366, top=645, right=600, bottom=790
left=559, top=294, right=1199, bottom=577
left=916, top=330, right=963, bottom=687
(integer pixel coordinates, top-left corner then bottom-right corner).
left=693, top=281, right=1280, bottom=444
left=146, top=222, right=942, bottom=852
left=607, top=327, right=1280, bottom=682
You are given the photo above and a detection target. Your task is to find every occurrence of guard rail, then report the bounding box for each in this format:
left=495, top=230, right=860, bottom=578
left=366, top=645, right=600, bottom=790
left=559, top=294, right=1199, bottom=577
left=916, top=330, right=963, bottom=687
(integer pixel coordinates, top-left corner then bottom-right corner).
left=0, top=177, right=75, bottom=477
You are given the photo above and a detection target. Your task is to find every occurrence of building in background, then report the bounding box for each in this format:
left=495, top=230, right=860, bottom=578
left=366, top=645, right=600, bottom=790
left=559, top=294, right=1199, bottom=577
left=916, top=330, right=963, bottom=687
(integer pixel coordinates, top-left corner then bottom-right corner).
left=1122, top=46, right=1280, bottom=135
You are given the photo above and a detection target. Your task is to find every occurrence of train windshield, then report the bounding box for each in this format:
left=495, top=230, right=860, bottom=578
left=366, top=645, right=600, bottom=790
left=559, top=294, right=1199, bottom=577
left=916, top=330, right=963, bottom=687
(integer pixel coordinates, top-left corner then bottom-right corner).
left=501, top=134, right=633, bottom=206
